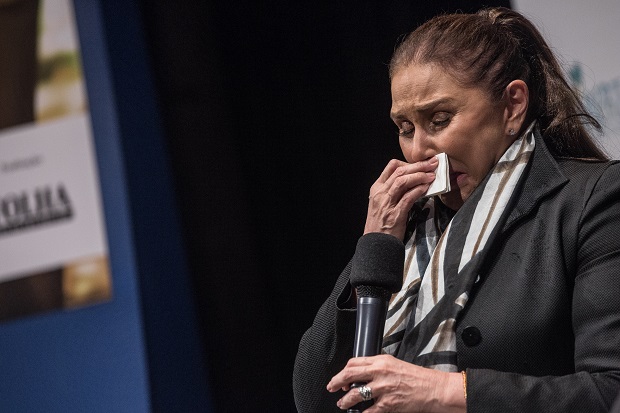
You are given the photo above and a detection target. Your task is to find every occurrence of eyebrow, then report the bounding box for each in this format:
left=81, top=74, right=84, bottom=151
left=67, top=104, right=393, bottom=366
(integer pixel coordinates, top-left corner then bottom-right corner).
left=390, top=97, right=456, bottom=120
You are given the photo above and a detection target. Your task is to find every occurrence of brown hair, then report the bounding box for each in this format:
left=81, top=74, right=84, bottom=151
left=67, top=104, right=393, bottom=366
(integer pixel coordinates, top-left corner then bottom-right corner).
left=389, top=7, right=607, bottom=160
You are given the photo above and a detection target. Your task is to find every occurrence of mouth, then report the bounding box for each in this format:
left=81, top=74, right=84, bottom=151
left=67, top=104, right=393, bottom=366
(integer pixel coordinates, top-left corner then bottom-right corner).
left=450, top=170, right=467, bottom=186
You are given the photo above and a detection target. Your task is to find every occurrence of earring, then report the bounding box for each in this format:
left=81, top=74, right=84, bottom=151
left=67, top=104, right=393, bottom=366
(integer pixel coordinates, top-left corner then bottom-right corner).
left=508, top=128, right=516, bottom=136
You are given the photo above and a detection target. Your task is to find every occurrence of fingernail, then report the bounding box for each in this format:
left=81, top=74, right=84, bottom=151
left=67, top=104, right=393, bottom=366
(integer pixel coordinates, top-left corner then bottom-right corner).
left=337, top=399, right=342, bottom=408
left=427, top=171, right=436, bottom=177
left=429, top=156, right=439, bottom=164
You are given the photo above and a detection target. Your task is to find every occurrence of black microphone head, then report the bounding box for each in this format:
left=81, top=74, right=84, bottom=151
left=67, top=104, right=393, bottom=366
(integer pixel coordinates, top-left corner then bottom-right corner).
left=355, top=285, right=393, bottom=300
left=350, top=233, right=404, bottom=294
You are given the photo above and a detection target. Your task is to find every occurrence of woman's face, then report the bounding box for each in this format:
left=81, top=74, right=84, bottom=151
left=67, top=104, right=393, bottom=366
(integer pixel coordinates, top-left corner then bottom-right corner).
left=390, top=63, right=514, bottom=210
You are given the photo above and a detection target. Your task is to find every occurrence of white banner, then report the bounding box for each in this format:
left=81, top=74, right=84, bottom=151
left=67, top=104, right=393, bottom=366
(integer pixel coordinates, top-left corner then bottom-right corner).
left=513, top=0, right=620, bottom=158
left=0, top=115, right=108, bottom=281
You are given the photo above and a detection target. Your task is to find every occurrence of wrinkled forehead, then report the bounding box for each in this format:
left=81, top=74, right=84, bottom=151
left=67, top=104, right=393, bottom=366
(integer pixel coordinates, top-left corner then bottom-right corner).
left=390, top=64, right=457, bottom=108
left=393, top=61, right=501, bottom=109
left=389, top=62, right=499, bottom=121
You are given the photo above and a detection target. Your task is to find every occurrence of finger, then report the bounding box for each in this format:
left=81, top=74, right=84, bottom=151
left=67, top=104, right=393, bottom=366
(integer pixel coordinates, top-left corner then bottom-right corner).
left=365, top=180, right=433, bottom=238
left=327, top=365, right=374, bottom=392
left=327, top=356, right=382, bottom=392
left=375, top=156, right=436, bottom=186
left=376, top=159, right=409, bottom=184
left=369, top=170, right=435, bottom=208
left=328, top=354, right=398, bottom=392
left=336, top=385, right=376, bottom=410
left=343, top=356, right=381, bottom=367
left=370, top=157, right=437, bottom=201
left=385, top=171, right=435, bottom=202
left=383, top=156, right=438, bottom=189
left=397, top=181, right=433, bottom=210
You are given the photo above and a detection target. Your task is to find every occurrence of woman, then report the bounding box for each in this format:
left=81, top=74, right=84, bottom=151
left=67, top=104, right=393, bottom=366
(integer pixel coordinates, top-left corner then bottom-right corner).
left=293, top=7, right=620, bottom=413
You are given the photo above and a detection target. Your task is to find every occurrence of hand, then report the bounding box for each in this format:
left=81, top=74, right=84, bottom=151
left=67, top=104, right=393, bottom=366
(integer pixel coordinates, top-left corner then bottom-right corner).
left=364, top=158, right=438, bottom=240
left=326, top=354, right=465, bottom=413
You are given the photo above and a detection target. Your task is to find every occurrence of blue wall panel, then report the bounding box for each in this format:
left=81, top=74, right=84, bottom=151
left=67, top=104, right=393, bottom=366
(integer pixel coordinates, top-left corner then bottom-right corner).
left=0, top=1, right=151, bottom=411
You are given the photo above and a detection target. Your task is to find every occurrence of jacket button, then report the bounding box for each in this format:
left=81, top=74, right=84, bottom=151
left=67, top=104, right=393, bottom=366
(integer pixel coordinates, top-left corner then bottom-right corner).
left=462, top=326, right=482, bottom=346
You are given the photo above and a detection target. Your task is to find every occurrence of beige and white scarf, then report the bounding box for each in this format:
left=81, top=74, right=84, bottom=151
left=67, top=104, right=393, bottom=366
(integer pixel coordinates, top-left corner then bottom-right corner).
left=382, top=122, right=536, bottom=371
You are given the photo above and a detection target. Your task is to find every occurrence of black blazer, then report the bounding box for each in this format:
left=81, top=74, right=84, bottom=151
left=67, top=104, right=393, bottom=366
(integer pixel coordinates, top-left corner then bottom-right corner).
left=293, top=135, right=620, bottom=413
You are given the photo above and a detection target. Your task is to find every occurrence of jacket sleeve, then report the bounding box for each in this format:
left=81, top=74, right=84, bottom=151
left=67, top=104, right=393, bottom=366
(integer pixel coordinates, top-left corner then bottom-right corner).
left=292, top=260, right=357, bottom=413
left=293, top=233, right=405, bottom=413
left=466, top=162, right=620, bottom=412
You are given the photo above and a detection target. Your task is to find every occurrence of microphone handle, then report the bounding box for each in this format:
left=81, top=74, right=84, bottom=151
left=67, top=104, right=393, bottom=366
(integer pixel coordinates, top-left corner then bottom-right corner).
left=348, top=295, right=388, bottom=413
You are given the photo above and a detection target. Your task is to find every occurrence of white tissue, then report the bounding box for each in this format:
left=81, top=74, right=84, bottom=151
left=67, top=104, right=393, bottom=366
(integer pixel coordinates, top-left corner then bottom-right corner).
left=424, top=153, right=451, bottom=197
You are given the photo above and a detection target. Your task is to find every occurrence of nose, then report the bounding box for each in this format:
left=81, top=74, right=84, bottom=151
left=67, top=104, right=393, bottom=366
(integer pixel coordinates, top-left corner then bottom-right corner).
left=400, top=130, right=434, bottom=163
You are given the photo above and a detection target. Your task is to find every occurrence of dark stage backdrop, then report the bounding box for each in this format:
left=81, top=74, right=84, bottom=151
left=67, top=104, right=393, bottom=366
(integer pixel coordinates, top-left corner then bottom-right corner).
left=136, top=1, right=510, bottom=411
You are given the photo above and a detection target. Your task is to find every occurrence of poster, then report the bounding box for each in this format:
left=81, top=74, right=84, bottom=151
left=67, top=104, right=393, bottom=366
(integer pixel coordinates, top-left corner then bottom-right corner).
left=0, top=0, right=111, bottom=321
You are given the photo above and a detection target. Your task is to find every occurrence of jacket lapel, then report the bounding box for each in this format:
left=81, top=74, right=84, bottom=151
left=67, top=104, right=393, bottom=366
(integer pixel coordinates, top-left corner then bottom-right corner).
left=452, top=132, right=567, bottom=288
left=503, top=131, right=568, bottom=232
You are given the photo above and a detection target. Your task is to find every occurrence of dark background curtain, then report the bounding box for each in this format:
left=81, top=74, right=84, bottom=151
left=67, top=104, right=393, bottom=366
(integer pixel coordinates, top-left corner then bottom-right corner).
left=132, top=1, right=510, bottom=411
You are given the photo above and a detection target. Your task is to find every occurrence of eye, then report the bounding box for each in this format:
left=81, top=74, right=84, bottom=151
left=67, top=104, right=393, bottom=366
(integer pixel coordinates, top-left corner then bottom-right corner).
left=430, top=112, right=451, bottom=129
left=398, top=121, right=414, bottom=137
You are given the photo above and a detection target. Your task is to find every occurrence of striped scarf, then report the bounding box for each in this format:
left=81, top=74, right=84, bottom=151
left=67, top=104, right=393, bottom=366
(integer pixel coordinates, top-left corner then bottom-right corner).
left=382, top=123, right=536, bottom=371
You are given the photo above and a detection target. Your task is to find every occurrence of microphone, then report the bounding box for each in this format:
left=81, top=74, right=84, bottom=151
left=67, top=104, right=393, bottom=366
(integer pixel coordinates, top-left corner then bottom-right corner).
left=347, top=233, right=404, bottom=413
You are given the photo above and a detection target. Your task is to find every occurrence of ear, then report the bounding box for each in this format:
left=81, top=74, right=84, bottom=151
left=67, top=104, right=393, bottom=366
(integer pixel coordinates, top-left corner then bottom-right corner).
left=503, top=80, right=529, bottom=137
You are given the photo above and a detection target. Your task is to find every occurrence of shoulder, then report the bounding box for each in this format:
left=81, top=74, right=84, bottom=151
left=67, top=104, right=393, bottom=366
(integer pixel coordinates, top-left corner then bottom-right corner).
left=554, top=159, right=620, bottom=256
left=557, top=157, right=620, bottom=180
left=555, top=158, right=620, bottom=198
left=516, top=155, right=620, bottom=232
